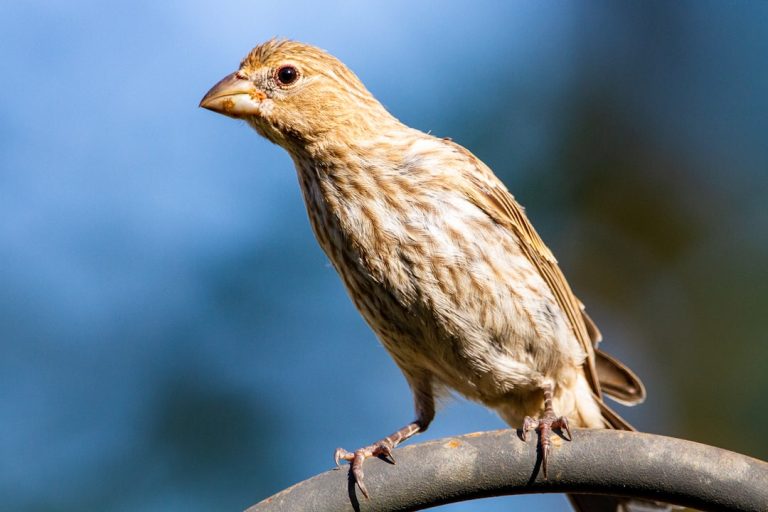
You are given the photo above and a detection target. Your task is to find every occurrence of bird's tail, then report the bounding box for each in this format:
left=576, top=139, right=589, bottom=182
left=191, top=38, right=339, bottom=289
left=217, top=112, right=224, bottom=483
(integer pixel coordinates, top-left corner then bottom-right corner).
left=595, top=349, right=646, bottom=407
left=569, top=494, right=677, bottom=512
left=566, top=399, right=676, bottom=512
left=566, top=354, right=675, bottom=512
left=597, top=398, right=635, bottom=431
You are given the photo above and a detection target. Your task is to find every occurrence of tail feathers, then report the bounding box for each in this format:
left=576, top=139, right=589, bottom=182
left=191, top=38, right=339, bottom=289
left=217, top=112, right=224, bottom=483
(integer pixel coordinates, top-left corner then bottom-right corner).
left=571, top=370, right=636, bottom=431
left=568, top=494, right=677, bottom=512
left=596, top=349, right=646, bottom=406
left=569, top=494, right=624, bottom=512
left=597, top=397, right=636, bottom=431
left=567, top=315, right=671, bottom=511
left=573, top=397, right=678, bottom=511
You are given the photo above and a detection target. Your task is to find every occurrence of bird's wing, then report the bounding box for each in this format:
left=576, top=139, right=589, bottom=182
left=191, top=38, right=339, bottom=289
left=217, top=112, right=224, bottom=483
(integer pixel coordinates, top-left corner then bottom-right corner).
left=447, top=141, right=602, bottom=397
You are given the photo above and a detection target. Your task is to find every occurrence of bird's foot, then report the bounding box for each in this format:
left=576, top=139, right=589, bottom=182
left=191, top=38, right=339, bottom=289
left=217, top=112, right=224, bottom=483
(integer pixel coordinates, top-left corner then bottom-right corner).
left=522, top=412, right=571, bottom=478
left=334, top=421, right=422, bottom=498
left=522, top=383, right=572, bottom=478
left=334, top=440, right=395, bottom=498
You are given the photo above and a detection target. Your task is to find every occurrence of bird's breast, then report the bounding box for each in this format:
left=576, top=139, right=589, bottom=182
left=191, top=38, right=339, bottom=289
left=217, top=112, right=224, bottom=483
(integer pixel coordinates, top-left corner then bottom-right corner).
left=293, top=158, right=583, bottom=401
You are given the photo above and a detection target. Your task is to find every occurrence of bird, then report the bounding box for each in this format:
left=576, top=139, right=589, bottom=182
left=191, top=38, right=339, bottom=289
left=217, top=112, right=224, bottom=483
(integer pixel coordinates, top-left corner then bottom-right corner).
left=200, top=39, right=651, bottom=510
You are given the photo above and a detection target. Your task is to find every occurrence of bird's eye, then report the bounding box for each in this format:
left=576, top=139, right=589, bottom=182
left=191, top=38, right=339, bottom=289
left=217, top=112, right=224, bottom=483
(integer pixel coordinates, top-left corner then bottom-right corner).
left=275, top=65, right=299, bottom=86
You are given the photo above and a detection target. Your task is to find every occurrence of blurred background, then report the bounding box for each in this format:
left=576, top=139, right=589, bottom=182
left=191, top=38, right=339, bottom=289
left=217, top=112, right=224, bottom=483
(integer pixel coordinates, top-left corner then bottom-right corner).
left=1, top=1, right=766, bottom=510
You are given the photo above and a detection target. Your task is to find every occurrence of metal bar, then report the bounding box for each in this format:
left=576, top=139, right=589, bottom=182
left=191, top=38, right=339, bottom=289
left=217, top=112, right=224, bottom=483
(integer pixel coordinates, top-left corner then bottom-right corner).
left=245, top=429, right=768, bottom=512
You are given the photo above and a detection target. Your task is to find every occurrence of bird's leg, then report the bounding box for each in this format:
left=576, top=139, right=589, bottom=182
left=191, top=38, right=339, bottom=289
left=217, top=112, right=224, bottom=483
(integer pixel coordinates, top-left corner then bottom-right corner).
left=522, top=383, right=572, bottom=478
left=335, top=375, right=434, bottom=498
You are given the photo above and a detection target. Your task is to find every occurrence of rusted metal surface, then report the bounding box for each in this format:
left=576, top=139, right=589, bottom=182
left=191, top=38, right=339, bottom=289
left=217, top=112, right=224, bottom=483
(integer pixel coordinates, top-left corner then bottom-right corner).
left=245, top=429, right=768, bottom=512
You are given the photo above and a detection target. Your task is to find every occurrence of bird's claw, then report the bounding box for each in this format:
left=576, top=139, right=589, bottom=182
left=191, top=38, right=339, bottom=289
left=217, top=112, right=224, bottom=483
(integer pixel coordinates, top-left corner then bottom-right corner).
left=333, top=440, right=396, bottom=498
left=522, top=413, right=572, bottom=478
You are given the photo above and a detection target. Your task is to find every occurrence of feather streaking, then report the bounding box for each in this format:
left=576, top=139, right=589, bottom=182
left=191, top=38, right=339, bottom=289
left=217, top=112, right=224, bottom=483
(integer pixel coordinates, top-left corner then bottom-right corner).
left=200, top=39, right=651, bottom=510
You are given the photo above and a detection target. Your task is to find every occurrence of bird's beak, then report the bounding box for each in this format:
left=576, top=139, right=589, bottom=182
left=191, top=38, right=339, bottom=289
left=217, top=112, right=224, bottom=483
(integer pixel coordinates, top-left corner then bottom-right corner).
left=199, top=71, right=266, bottom=118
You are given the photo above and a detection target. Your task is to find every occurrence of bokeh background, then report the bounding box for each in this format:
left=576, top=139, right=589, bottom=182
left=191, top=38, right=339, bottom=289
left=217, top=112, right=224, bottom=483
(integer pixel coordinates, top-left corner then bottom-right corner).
left=2, top=1, right=767, bottom=510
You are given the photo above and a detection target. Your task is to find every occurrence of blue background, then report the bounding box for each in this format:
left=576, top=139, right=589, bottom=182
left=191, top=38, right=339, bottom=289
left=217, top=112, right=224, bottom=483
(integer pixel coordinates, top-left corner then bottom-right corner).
left=2, top=1, right=767, bottom=510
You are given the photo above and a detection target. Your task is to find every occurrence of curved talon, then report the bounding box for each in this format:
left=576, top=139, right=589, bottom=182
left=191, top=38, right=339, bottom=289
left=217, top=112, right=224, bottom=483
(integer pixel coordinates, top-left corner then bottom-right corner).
left=334, top=447, right=352, bottom=468
left=380, top=444, right=395, bottom=464
left=522, top=415, right=537, bottom=441
left=331, top=420, right=425, bottom=498
left=351, top=450, right=369, bottom=497
left=521, top=384, right=574, bottom=479
left=333, top=442, right=398, bottom=497
left=523, top=413, right=572, bottom=478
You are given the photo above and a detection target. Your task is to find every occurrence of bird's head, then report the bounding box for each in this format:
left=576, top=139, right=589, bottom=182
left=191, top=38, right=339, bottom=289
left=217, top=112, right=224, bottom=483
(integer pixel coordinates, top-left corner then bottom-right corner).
left=200, top=39, right=394, bottom=153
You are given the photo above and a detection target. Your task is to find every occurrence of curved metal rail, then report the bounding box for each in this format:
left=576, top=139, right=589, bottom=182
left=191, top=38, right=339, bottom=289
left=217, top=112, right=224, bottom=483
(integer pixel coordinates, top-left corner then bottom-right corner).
left=245, top=429, right=768, bottom=512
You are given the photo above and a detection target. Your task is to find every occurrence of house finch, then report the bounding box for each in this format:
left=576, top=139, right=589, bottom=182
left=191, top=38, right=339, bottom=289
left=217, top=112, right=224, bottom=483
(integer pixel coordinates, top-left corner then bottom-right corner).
left=201, top=40, right=650, bottom=510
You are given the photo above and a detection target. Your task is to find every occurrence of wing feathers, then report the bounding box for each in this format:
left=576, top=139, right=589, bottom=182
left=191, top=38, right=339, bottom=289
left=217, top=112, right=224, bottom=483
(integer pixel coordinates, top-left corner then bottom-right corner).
left=451, top=142, right=602, bottom=396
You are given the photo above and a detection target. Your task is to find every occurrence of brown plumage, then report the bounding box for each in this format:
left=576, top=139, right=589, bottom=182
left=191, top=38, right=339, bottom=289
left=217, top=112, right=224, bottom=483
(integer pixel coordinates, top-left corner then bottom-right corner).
left=201, top=39, right=650, bottom=509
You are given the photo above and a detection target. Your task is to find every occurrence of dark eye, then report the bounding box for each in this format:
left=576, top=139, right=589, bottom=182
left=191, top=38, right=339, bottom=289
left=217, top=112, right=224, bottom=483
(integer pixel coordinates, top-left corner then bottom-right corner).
left=275, top=65, right=299, bottom=86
